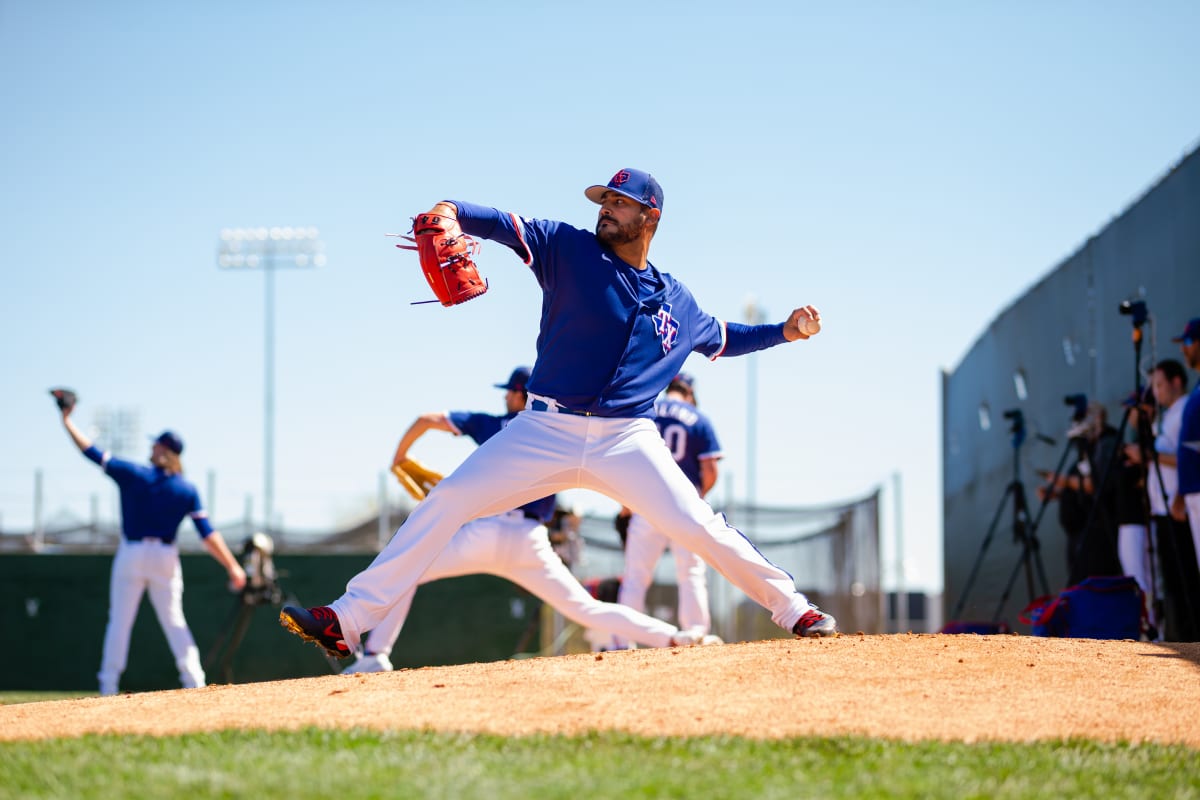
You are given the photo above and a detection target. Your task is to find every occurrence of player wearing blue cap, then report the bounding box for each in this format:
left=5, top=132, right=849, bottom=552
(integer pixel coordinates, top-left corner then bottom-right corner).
left=56, top=400, right=246, bottom=695
left=344, top=366, right=717, bottom=673
left=1171, top=318, right=1200, bottom=589
left=280, top=167, right=837, bottom=660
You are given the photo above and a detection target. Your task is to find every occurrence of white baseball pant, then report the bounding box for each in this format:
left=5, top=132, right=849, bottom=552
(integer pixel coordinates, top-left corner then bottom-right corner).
left=614, top=512, right=711, bottom=649
left=1117, top=523, right=1158, bottom=629
left=359, top=509, right=682, bottom=654
left=331, top=410, right=813, bottom=651
left=97, top=539, right=205, bottom=695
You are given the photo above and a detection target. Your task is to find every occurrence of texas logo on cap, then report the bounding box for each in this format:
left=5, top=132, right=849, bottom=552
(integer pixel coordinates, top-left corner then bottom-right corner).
left=585, top=168, right=664, bottom=211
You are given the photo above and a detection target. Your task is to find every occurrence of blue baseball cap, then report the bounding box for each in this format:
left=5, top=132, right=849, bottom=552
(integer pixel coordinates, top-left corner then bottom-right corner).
left=1171, top=317, right=1200, bottom=343
left=494, top=366, right=531, bottom=392
left=670, top=372, right=695, bottom=392
left=153, top=430, right=184, bottom=455
left=585, top=168, right=664, bottom=212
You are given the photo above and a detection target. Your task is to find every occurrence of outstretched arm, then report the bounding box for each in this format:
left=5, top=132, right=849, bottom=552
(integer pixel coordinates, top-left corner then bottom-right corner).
left=698, top=458, right=719, bottom=499
left=201, top=531, right=247, bottom=591
left=720, top=305, right=822, bottom=358
left=60, top=405, right=93, bottom=453
left=392, top=413, right=456, bottom=466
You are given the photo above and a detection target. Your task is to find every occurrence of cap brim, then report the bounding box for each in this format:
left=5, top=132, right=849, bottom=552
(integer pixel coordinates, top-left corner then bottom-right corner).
left=585, top=185, right=643, bottom=206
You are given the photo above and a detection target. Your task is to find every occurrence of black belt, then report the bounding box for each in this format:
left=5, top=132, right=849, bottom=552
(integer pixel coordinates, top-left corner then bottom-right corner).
left=528, top=398, right=595, bottom=416
left=524, top=511, right=543, bottom=521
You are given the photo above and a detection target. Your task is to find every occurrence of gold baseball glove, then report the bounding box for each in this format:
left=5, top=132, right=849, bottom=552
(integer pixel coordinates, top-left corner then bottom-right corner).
left=391, top=458, right=444, bottom=502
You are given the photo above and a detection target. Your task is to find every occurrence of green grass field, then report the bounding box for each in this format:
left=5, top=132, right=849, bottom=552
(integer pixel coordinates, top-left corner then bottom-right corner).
left=2, top=707, right=1198, bottom=800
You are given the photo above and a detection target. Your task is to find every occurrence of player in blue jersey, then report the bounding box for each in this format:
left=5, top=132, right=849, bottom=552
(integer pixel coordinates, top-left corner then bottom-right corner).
left=57, top=399, right=246, bottom=695
left=613, top=373, right=723, bottom=648
left=342, top=366, right=710, bottom=673
left=1170, top=318, right=1200, bottom=590
left=280, top=167, right=838, bottom=660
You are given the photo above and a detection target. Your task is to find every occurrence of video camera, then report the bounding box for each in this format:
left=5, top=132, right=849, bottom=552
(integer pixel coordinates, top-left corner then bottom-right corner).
left=1063, top=393, right=1088, bottom=422
left=238, top=532, right=283, bottom=607
left=1118, top=299, right=1148, bottom=328
left=1002, top=408, right=1026, bottom=448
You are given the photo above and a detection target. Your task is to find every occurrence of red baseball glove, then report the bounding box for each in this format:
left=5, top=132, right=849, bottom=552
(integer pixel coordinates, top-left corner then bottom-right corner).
left=395, top=213, right=488, bottom=307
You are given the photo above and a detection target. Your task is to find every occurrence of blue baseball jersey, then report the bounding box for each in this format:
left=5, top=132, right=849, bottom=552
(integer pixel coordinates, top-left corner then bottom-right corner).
left=83, top=446, right=214, bottom=542
left=654, top=397, right=722, bottom=489
left=453, top=201, right=790, bottom=419
left=1178, top=385, right=1200, bottom=495
left=447, top=410, right=557, bottom=522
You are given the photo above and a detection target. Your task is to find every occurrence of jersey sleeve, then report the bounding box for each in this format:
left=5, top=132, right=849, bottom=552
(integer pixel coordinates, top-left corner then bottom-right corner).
left=695, top=414, right=723, bottom=460
left=181, top=484, right=214, bottom=539
left=716, top=321, right=789, bottom=358
left=449, top=411, right=505, bottom=447
left=103, top=455, right=141, bottom=489
left=450, top=201, right=564, bottom=288
left=189, top=510, right=215, bottom=539
left=446, top=410, right=472, bottom=437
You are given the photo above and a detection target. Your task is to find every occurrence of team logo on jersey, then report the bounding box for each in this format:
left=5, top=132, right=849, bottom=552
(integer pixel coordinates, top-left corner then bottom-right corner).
left=611, top=170, right=630, bottom=187
left=653, top=303, right=679, bottom=354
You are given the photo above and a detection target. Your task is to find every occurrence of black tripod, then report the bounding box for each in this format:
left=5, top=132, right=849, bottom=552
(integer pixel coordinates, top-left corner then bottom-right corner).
left=952, top=410, right=1053, bottom=624
left=202, top=534, right=335, bottom=681
left=1074, top=303, right=1150, bottom=588
left=1130, top=400, right=1169, bottom=637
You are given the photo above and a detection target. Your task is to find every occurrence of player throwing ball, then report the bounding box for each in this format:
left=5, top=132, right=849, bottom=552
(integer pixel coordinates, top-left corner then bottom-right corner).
left=279, top=168, right=837, bottom=659
left=54, top=393, right=246, bottom=695
left=344, top=366, right=716, bottom=673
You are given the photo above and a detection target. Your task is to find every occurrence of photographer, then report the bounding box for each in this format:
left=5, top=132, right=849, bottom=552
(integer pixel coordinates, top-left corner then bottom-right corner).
left=1127, top=358, right=1199, bottom=641
left=1038, top=400, right=1122, bottom=586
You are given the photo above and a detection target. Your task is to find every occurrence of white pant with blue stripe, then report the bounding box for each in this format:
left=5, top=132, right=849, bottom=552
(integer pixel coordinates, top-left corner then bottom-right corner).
left=359, top=509, right=682, bottom=654
left=331, top=409, right=814, bottom=651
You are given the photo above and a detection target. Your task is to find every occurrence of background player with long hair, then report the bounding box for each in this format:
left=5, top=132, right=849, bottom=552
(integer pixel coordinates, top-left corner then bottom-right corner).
left=54, top=393, right=246, bottom=695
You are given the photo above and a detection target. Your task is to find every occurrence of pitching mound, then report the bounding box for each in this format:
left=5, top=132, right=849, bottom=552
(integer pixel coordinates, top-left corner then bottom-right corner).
left=4, top=635, right=1199, bottom=745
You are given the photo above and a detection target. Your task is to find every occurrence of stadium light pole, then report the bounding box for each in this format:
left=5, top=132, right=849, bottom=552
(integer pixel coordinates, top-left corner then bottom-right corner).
left=743, top=294, right=766, bottom=534
left=217, top=226, right=324, bottom=534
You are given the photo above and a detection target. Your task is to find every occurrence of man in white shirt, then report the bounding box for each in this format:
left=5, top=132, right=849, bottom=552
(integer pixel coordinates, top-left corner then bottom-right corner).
left=1133, top=356, right=1199, bottom=641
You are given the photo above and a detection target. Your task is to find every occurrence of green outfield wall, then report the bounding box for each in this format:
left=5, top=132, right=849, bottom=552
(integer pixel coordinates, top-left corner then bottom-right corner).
left=0, top=554, right=540, bottom=691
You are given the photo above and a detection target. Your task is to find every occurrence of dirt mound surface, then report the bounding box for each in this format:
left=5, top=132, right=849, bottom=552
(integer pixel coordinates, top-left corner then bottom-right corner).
left=4, top=635, right=1199, bottom=745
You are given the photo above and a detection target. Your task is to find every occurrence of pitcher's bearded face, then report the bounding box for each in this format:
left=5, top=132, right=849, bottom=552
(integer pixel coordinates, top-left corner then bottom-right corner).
left=595, top=213, right=648, bottom=246
left=595, top=191, right=653, bottom=247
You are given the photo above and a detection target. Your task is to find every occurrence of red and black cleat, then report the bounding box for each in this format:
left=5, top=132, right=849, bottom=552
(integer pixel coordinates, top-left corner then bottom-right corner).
left=279, top=605, right=353, bottom=659
left=792, top=606, right=839, bottom=638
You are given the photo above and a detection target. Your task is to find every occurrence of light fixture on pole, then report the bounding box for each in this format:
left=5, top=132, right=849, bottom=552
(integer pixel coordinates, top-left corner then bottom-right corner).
left=217, top=226, right=324, bottom=534
left=743, top=294, right=766, bottom=532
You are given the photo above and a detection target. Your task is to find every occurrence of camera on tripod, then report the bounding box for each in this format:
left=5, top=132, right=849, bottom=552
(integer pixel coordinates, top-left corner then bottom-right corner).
left=239, top=532, right=282, bottom=607
left=1118, top=299, right=1148, bottom=328
left=1002, top=408, right=1025, bottom=448
left=1063, top=393, right=1088, bottom=422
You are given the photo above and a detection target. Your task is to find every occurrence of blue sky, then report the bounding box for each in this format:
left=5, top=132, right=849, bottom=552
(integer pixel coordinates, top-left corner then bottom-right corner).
left=3, top=2, right=1198, bottom=593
